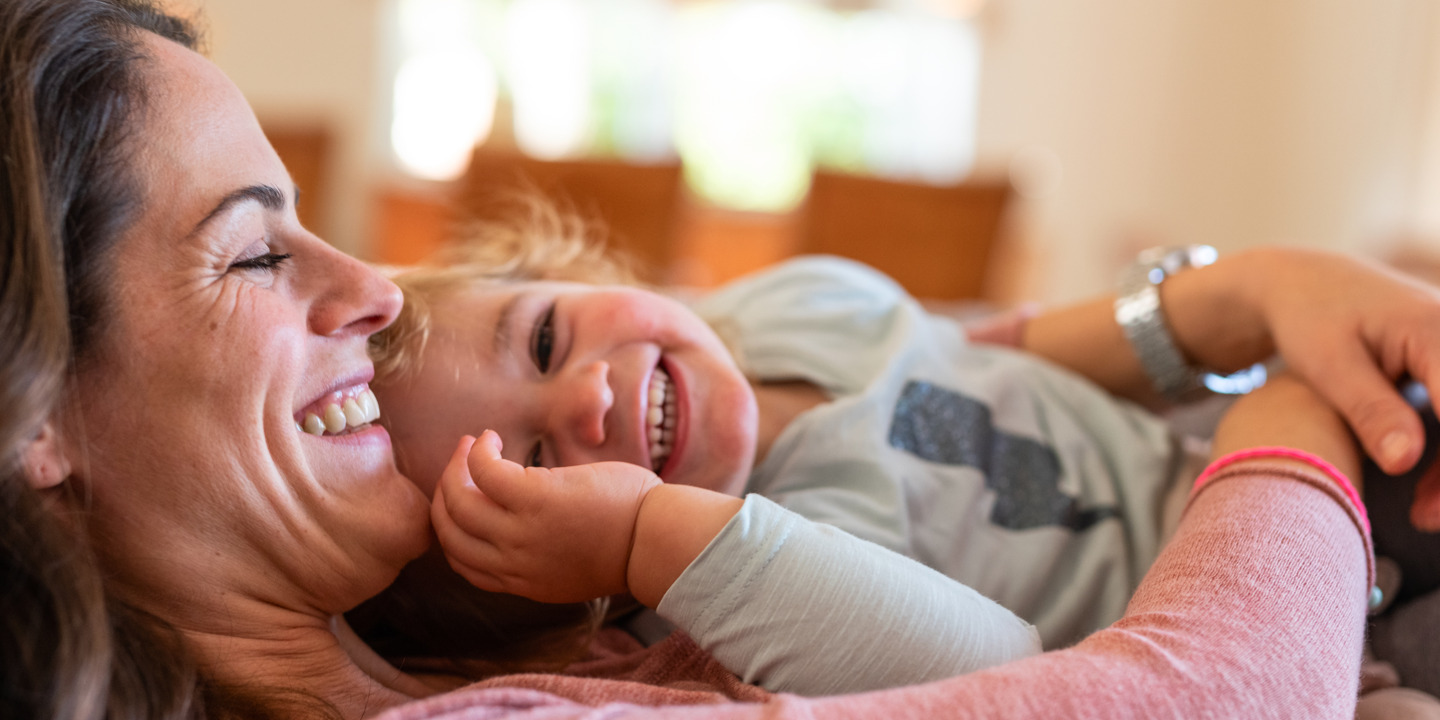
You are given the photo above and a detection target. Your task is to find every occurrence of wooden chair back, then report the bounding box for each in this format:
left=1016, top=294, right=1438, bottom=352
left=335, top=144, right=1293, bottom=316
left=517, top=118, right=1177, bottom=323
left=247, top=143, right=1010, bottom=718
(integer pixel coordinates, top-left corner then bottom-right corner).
left=799, top=171, right=1011, bottom=300
left=262, top=123, right=334, bottom=238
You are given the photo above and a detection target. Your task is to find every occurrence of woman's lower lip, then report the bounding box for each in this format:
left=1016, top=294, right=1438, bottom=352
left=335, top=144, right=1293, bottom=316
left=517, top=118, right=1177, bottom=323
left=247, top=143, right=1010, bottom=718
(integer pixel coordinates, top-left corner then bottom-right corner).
left=304, top=422, right=391, bottom=447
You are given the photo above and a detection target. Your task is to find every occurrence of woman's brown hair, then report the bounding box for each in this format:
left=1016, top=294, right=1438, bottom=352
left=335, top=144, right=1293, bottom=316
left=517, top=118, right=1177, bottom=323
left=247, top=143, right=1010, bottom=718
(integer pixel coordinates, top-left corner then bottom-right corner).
left=0, top=2, right=290, bottom=718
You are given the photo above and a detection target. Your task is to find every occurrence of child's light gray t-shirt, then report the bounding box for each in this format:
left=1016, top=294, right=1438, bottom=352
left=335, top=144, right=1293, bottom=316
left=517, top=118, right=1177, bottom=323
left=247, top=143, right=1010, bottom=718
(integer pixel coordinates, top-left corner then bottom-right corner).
left=689, top=256, right=1190, bottom=649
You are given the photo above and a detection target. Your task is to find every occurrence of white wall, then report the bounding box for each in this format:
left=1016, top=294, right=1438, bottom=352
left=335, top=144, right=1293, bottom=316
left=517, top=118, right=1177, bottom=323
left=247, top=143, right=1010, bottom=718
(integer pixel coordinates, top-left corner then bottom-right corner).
left=975, top=0, right=1438, bottom=302
left=186, top=0, right=1440, bottom=301
left=192, top=0, right=388, bottom=256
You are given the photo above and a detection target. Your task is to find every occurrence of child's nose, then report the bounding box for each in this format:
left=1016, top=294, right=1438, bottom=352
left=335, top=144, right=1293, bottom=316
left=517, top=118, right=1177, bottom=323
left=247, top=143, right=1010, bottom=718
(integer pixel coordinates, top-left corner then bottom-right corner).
left=549, top=360, right=612, bottom=448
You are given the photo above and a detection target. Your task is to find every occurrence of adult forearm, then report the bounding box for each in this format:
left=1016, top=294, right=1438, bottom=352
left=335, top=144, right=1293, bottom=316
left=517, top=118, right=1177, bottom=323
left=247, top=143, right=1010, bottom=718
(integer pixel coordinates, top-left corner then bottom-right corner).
left=1019, top=248, right=1275, bottom=408
left=387, top=457, right=1372, bottom=720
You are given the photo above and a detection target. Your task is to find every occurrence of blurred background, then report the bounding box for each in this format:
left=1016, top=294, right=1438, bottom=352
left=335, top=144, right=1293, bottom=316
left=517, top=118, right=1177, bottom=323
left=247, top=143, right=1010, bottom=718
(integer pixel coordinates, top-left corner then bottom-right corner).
left=168, top=0, right=1440, bottom=304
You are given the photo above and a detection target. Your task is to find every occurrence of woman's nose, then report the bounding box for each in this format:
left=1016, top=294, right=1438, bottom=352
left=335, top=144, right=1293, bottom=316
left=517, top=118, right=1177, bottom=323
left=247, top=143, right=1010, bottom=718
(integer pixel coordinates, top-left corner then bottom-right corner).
left=549, top=361, right=613, bottom=449
left=305, top=236, right=403, bottom=338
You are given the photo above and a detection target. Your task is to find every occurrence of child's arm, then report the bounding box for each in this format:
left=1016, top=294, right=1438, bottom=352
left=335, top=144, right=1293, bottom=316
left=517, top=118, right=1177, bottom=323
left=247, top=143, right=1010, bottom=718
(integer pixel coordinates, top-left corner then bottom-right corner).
left=654, top=493, right=1041, bottom=695
left=432, top=431, right=1041, bottom=694
left=431, top=431, right=739, bottom=604
left=1019, top=247, right=1440, bottom=488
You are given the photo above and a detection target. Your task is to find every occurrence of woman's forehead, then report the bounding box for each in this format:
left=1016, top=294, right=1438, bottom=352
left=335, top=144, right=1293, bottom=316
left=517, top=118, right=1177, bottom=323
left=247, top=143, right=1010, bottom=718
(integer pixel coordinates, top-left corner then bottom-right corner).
left=127, top=35, right=288, bottom=244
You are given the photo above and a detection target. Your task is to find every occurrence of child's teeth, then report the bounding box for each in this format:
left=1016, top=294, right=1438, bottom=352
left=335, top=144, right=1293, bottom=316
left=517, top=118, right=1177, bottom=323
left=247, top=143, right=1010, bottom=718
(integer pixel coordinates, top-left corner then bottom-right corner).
left=647, top=368, right=677, bottom=471
left=303, top=413, right=325, bottom=436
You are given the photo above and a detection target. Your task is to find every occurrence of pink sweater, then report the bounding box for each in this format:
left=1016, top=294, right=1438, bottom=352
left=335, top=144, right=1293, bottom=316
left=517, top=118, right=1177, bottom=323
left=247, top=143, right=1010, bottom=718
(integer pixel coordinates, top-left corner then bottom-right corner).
left=378, top=461, right=1374, bottom=720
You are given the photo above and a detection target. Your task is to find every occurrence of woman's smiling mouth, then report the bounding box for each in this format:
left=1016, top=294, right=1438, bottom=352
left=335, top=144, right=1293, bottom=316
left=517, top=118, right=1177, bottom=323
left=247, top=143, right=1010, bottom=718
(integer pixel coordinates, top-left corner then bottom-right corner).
left=297, top=385, right=382, bottom=437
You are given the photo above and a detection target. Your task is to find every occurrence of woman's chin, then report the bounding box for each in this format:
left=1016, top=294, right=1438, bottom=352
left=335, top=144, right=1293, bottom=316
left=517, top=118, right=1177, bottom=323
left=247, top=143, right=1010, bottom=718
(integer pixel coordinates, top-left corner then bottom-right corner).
left=298, top=428, right=433, bottom=562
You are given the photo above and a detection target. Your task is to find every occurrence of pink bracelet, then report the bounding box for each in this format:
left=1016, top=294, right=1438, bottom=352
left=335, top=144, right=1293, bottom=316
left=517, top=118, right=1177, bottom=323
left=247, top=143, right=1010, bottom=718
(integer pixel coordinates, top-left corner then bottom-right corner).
left=1192, top=446, right=1369, bottom=534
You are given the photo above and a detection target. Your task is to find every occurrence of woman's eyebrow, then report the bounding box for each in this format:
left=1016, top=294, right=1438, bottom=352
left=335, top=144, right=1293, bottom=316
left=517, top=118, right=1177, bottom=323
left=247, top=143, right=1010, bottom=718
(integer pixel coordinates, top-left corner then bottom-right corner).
left=189, top=183, right=293, bottom=236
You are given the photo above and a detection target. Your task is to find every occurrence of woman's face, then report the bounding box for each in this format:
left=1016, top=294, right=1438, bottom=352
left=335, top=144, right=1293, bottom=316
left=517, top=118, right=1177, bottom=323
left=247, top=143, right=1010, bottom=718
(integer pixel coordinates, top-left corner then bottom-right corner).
left=375, top=281, right=759, bottom=499
left=68, top=36, right=430, bottom=614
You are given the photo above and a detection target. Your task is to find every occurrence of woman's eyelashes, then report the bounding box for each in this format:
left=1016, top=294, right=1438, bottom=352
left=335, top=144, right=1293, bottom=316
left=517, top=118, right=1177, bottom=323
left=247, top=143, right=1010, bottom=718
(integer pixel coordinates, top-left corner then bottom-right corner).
left=228, top=249, right=292, bottom=273
left=530, top=302, right=557, bottom=373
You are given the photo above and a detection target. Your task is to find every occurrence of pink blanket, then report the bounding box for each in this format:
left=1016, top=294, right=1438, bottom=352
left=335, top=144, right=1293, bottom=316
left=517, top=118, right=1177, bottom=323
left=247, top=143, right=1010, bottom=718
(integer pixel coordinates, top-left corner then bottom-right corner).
left=380, top=460, right=1373, bottom=719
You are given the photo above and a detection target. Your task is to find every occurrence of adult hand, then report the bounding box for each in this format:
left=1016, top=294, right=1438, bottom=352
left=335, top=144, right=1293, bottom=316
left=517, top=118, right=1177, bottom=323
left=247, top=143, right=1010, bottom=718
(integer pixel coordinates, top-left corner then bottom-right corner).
left=1180, top=248, right=1440, bottom=530
left=1241, top=251, right=1440, bottom=501
left=1414, top=466, right=1440, bottom=532
left=431, top=430, right=662, bottom=603
left=1030, top=247, right=1440, bottom=528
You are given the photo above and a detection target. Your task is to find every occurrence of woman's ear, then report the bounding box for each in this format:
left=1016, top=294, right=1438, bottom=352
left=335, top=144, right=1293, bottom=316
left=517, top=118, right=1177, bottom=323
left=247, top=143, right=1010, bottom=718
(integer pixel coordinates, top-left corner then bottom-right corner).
left=21, top=421, right=71, bottom=489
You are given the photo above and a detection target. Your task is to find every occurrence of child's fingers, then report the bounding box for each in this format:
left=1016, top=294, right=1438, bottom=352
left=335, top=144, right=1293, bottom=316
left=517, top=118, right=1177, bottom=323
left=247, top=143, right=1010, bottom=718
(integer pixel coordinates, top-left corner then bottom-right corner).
left=439, top=434, right=508, bottom=535
left=441, top=434, right=479, bottom=491
left=465, top=430, right=542, bottom=510
left=448, top=563, right=506, bottom=596
left=469, top=429, right=503, bottom=460
left=432, top=484, right=507, bottom=591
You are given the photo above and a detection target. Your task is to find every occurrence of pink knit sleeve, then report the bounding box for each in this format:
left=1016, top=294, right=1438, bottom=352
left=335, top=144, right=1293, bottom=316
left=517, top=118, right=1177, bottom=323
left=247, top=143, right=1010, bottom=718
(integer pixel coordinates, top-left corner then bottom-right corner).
left=382, top=460, right=1374, bottom=720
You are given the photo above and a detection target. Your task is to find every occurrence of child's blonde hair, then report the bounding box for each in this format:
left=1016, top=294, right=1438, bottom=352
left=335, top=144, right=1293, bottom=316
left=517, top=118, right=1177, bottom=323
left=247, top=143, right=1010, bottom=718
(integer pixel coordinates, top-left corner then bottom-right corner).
left=359, top=198, right=640, bottom=677
left=372, top=197, right=642, bottom=383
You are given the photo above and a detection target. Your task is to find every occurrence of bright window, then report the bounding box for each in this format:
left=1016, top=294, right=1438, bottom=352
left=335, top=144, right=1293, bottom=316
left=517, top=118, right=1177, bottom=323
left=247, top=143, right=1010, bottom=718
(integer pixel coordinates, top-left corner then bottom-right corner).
left=388, top=0, right=981, bottom=210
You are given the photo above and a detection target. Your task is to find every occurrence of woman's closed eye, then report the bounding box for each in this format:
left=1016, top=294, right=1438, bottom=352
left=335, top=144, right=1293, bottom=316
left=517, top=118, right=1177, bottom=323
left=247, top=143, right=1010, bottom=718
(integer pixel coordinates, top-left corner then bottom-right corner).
left=530, top=302, right=557, bottom=373
left=228, top=248, right=292, bottom=273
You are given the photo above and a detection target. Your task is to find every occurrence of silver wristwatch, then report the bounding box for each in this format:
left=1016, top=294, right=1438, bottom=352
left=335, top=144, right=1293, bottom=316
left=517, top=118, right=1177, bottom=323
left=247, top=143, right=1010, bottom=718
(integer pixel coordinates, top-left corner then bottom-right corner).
left=1115, top=245, right=1267, bottom=402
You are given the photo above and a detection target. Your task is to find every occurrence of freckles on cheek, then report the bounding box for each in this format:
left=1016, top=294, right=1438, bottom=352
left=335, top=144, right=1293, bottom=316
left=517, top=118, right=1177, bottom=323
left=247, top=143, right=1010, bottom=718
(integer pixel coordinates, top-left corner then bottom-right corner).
left=127, top=279, right=241, bottom=352
left=178, top=285, right=296, bottom=381
left=205, top=284, right=285, bottom=348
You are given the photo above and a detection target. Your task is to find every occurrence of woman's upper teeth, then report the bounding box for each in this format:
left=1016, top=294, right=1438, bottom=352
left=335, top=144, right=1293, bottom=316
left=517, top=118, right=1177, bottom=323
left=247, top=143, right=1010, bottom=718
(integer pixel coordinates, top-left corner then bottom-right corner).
left=299, top=387, right=381, bottom=437
left=647, top=367, right=676, bottom=471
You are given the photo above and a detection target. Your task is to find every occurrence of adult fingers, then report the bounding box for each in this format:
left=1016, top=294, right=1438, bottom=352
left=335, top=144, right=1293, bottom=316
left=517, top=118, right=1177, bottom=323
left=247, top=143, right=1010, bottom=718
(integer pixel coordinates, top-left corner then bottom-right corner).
left=1309, top=344, right=1424, bottom=475
left=962, top=303, right=1039, bottom=347
left=1412, top=464, right=1440, bottom=532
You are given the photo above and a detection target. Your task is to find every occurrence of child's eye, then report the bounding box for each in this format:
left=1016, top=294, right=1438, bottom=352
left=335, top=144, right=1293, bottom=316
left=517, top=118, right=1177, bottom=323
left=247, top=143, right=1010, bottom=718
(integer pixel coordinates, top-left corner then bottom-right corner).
left=530, top=303, right=556, bottom=373
left=526, top=441, right=544, bottom=468
left=229, top=251, right=292, bottom=273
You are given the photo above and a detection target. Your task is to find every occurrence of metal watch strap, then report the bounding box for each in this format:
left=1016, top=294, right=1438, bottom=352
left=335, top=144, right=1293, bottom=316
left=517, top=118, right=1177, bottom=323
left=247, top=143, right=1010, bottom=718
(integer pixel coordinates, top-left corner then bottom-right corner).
left=1114, top=245, right=1218, bottom=401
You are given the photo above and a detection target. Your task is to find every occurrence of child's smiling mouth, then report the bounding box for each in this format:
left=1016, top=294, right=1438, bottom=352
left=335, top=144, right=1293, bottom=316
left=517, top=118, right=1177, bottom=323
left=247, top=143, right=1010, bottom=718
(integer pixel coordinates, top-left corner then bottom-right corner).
left=647, top=364, right=677, bottom=471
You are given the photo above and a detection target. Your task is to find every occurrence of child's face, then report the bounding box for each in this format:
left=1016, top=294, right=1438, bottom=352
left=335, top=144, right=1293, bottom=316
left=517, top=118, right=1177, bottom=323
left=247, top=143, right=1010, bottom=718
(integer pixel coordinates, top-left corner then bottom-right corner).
left=376, top=281, right=759, bottom=498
